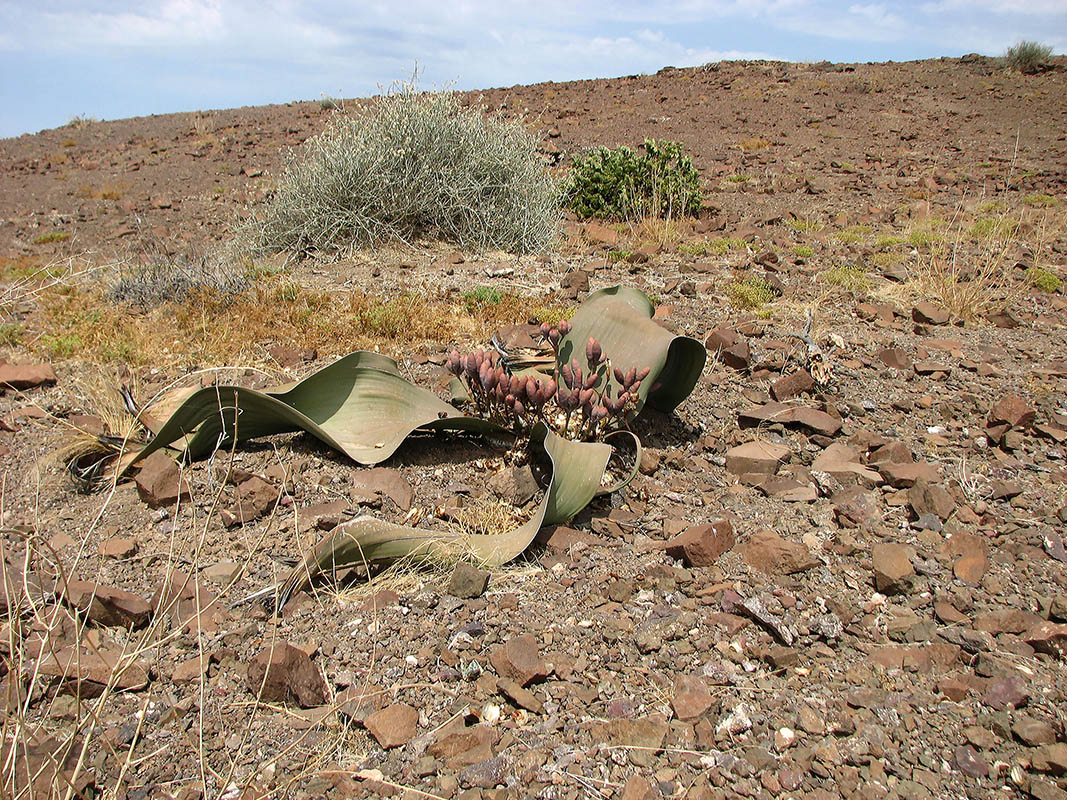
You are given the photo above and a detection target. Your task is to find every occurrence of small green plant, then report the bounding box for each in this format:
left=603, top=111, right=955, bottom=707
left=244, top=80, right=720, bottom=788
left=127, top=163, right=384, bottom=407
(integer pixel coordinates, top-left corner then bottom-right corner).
left=566, top=139, right=702, bottom=220
left=678, top=237, right=746, bottom=257
left=606, top=250, right=634, bottom=263
left=33, top=231, right=71, bottom=245
left=874, top=234, right=905, bottom=249
left=969, top=217, right=1017, bottom=240
left=727, top=276, right=777, bottom=310
left=724, top=174, right=750, bottom=183
left=871, top=252, right=905, bottom=269
left=834, top=225, right=873, bottom=245
left=0, top=323, right=23, bottom=346
left=820, top=263, right=871, bottom=291
left=1005, top=41, right=1054, bottom=74
left=1026, top=267, right=1063, bottom=293
left=462, top=285, right=504, bottom=312
left=1023, top=193, right=1057, bottom=208
left=793, top=245, right=814, bottom=259
left=41, top=333, right=82, bottom=358
left=786, top=217, right=824, bottom=233
left=907, top=229, right=942, bottom=248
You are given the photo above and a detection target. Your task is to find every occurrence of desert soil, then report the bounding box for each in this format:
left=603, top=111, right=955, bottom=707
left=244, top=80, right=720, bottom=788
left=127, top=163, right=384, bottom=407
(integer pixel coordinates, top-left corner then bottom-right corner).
left=1, top=55, right=1066, bottom=800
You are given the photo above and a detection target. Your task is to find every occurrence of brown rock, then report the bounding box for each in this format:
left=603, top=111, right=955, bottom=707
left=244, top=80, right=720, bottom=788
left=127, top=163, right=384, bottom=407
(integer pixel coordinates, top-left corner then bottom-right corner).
left=222, top=476, right=279, bottom=527
left=134, top=450, right=191, bottom=508
left=497, top=677, right=543, bottom=712
left=0, top=735, right=92, bottom=797
left=705, top=329, right=750, bottom=371
left=739, top=530, right=818, bottom=575
left=878, top=460, right=940, bottom=488
left=877, top=348, right=913, bottom=371
left=487, top=464, right=538, bottom=506
left=988, top=394, right=1035, bottom=429
left=1024, top=622, right=1067, bottom=659
left=943, top=531, right=990, bottom=584
left=449, top=562, right=490, bottom=599
left=1032, top=743, right=1067, bottom=776
left=1013, top=716, right=1057, bottom=746
left=770, top=369, right=814, bottom=401
left=671, top=675, right=715, bottom=721
left=813, top=444, right=883, bottom=488
left=490, top=634, right=549, bottom=686
left=0, top=362, right=57, bottom=390
left=98, top=537, right=138, bottom=559
left=364, top=703, right=418, bottom=748
left=62, top=579, right=152, bottom=629
left=871, top=543, right=915, bottom=594
left=908, top=479, right=955, bottom=521
left=172, top=655, right=209, bottom=684
left=36, top=647, right=149, bottom=696
left=952, top=745, right=989, bottom=778
left=352, top=467, right=414, bottom=511
left=663, top=520, right=735, bottom=567
left=584, top=221, right=619, bottom=246
left=738, top=402, right=842, bottom=437
left=725, top=440, right=790, bottom=476
left=152, top=570, right=226, bottom=634
left=246, top=642, right=327, bottom=708
left=428, top=725, right=495, bottom=769
left=982, top=676, right=1028, bottom=710
left=912, top=302, right=950, bottom=326
left=589, top=717, right=669, bottom=767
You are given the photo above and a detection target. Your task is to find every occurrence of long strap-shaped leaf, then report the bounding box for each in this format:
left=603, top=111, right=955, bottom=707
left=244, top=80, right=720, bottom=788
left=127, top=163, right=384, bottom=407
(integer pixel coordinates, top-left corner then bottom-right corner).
left=135, top=352, right=506, bottom=466
left=557, top=285, right=706, bottom=415
left=275, top=426, right=611, bottom=606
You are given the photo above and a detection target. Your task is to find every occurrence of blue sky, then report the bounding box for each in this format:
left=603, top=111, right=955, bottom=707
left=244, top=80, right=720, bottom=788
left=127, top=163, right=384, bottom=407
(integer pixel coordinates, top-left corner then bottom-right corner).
left=1, top=0, right=1064, bottom=139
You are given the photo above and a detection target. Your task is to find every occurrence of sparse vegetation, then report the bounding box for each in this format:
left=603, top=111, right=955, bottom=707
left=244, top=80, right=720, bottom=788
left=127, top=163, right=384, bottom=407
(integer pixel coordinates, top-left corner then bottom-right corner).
left=254, top=82, right=559, bottom=255
left=1027, top=266, right=1063, bottom=293
left=110, top=252, right=250, bottom=307
left=678, top=237, right=746, bottom=257
left=820, top=263, right=871, bottom=291
left=32, top=231, right=71, bottom=245
left=1005, top=40, right=1054, bottom=74
left=727, top=275, right=777, bottom=310
left=1024, top=193, right=1058, bottom=208
left=793, top=244, right=814, bottom=259
left=566, top=139, right=702, bottom=220
left=461, top=285, right=504, bottom=311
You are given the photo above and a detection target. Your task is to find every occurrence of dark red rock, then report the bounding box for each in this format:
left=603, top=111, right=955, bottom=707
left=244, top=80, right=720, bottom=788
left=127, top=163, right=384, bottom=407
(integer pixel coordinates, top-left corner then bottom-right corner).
left=62, top=579, right=151, bottom=629
left=663, top=520, right=735, bottom=567
left=877, top=348, right=912, bottom=371
left=739, top=530, right=818, bottom=575
left=490, top=634, right=549, bottom=686
left=1024, top=622, right=1067, bottom=659
left=770, top=369, right=814, bottom=401
left=988, top=394, right=1035, bottom=429
left=246, top=642, right=327, bottom=708
left=912, top=302, right=950, bottom=326
left=871, top=543, right=915, bottom=594
left=134, top=450, right=191, bottom=509
left=364, top=703, right=418, bottom=748
left=0, top=362, right=57, bottom=391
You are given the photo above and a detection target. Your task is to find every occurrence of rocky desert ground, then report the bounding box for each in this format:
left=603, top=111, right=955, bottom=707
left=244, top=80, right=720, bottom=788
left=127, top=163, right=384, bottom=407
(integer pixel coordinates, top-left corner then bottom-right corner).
left=0, top=55, right=1066, bottom=800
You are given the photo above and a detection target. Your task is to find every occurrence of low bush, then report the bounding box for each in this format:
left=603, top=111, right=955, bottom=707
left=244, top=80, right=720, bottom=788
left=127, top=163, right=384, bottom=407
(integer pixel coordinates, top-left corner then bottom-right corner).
left=566, top=139, right=702, bottom=220
left=1005, top=41, right=1054, bottom=74
left=109, top=253, right=250, bottom=306
left=255, top=84, right=559, bottom=255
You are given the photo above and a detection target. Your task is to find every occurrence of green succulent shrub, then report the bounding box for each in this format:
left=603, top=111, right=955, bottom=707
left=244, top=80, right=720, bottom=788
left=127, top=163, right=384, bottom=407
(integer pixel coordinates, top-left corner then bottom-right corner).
left=254, top=83, right=560, bottom=255
left=565, top=139, right=702, bottom=220
left=1005, top=41, right=1054, bottom=74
